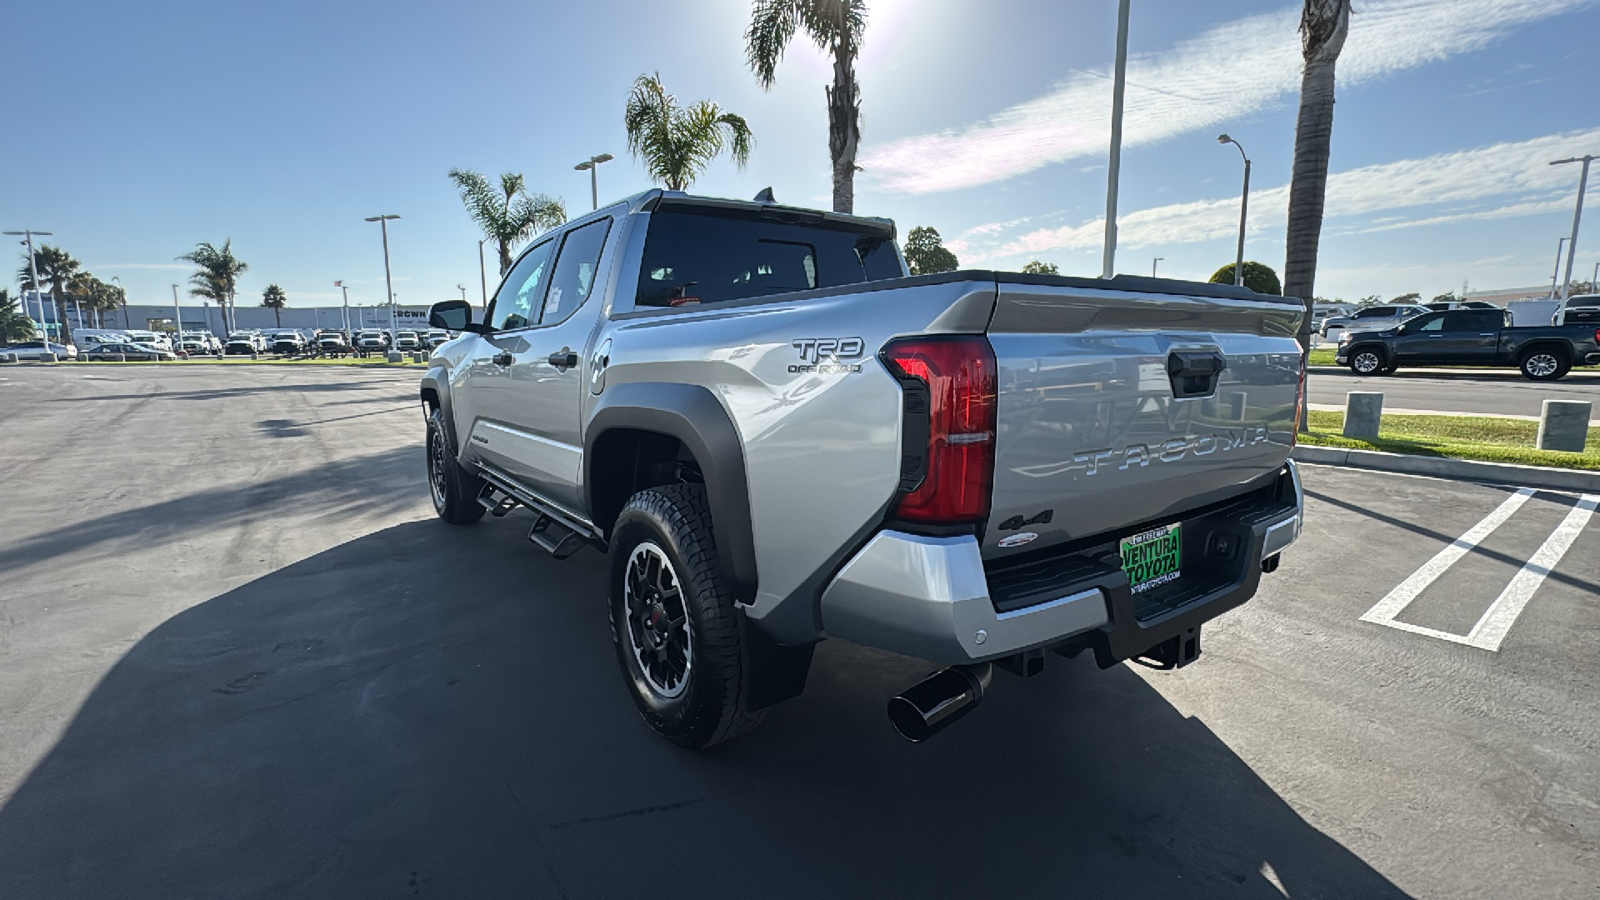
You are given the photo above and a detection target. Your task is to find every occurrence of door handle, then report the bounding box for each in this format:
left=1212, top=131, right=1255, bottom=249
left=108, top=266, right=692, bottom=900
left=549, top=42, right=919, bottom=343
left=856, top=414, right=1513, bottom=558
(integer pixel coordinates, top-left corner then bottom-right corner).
left=548, top=349, right=578, bottom=369
left=492, top=351, right=513, bottom=367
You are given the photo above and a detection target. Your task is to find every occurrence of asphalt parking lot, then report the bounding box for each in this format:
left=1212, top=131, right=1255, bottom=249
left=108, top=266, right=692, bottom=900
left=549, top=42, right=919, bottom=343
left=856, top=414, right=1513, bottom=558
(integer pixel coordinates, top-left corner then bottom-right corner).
left=1308, top=368, right=1600, bottom=419
left=1, top=365, right=1596, bottom=899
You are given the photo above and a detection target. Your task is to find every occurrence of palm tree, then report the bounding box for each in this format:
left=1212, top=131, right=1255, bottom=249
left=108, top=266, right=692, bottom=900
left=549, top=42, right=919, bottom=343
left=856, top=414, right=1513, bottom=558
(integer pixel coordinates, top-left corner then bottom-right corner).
left=261, top=284, right=287, bottom=327
left=447, top=170, right=566, bottom=277
left=0, top=290, right=37, bottom=345
left=624, top=73, right=754, bottom=193
left=746, top=0, right=867, bottom=214
left=1284, top=0, right=1351, bottom=433
left=16, top=245, right=83, bottom=345
left=178, top=240, right=248, bottom=334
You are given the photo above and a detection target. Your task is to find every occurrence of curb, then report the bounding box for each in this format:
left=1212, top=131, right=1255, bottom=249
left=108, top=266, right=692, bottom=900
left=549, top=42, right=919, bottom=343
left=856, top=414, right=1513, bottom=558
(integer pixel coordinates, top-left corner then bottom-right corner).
left=1291, top=445, right=1600, bottom=493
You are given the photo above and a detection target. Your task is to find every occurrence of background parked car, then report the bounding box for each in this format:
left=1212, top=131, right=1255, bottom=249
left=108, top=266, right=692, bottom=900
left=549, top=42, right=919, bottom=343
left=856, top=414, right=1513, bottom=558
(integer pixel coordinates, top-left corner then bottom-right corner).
left=1321, top=304, right=1432, bottom=338
left=124, top=330, right=174, bottom=352
left=4, top=340, right=77, bottom=360
left=1552, top=293, right=1600, bottom=325
left=224, top=331, right=266, bottom=355
left=315, top=330, right=352, bottom=357
left=1422, top=300, right=1499, bottom=312
left=268, top=330, right=308, bottom=355
left=84, top=342, right=176, bottom=362
left=394, top=330, right=423, bottom=352
left=354, top=330, right=391, bottom=355
left=425, top=328, right=450, bottom=348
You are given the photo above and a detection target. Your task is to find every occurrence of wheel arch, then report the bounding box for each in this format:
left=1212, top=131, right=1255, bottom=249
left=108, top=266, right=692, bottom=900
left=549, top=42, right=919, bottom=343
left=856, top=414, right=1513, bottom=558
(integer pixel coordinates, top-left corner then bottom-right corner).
left=587, top=383, right=757, bottom=604
left=1518, top=341, right=1571, bottom=363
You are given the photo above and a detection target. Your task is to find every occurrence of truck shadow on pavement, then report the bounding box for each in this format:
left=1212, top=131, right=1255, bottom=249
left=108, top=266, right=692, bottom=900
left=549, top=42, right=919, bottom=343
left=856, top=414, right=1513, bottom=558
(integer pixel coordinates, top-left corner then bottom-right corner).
left=0, top=516, right=1409, bottom=899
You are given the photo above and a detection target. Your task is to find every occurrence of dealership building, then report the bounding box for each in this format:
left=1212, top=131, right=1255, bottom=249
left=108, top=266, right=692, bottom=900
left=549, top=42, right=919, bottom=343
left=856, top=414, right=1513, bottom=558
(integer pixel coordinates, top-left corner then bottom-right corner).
left=17, top=292, right=440, bottom=338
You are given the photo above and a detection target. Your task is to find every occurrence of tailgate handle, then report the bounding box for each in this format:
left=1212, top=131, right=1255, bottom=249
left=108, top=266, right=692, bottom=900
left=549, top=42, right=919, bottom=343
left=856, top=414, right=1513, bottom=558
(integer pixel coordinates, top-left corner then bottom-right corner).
left=1167, top=350, right=1226, bottom=399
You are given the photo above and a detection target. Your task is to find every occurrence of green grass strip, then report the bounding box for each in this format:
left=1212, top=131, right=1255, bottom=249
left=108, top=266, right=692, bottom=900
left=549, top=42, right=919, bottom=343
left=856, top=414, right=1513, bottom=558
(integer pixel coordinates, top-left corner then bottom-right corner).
left=1301, top=410, right=1600, bottom=471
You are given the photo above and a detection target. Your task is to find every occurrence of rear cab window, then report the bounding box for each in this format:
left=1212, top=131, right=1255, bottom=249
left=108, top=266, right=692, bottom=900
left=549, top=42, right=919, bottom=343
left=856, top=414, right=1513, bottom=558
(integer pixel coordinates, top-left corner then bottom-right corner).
left=634, top=204, right=903, bottom=309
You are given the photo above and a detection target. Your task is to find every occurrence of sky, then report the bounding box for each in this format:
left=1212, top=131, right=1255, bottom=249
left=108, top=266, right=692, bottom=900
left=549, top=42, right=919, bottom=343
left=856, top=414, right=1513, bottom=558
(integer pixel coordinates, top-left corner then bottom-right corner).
left=3, top=0, right=1598, bottom=313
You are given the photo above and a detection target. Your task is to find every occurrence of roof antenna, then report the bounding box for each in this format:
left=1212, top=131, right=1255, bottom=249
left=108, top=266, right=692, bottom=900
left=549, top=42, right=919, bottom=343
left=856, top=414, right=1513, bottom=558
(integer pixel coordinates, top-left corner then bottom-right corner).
left=753, top=187, right=776, bottom=203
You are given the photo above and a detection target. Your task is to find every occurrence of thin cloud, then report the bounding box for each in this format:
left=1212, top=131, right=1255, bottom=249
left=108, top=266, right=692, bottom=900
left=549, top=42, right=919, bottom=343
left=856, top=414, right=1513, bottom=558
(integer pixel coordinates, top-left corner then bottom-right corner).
left=861, top=0, right=1596, bottom=195
left=967, top=128, right=1600, bottom=263
left=92, top=263, right=195, bottom=271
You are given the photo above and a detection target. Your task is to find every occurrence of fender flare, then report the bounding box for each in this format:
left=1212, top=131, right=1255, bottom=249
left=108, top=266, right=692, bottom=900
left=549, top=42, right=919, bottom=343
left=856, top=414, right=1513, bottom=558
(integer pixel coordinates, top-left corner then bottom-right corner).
left=586, top=382, right=757, bottom=603
left=420, top=369, right=456, bottom=445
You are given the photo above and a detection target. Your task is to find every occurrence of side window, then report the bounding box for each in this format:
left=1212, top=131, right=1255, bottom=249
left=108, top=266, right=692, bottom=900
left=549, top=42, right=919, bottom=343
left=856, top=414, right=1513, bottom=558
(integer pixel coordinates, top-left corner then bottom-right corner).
left=539, top=219, right=612, bottom=325
left=488, top=239, right=556, bottom=331
left=1417, top=315, right=1445, bottom=332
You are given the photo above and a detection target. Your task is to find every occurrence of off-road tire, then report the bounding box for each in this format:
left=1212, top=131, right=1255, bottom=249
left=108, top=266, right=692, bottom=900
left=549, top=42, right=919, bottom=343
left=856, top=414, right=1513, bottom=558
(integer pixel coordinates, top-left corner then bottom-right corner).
left=426, top=408, right=485, bottom=525
left=609, top=484, right=764, bottom=749
left=1348, top=347, right=1386, bottom=376
left=1519, top=348, right=1569, bottom=382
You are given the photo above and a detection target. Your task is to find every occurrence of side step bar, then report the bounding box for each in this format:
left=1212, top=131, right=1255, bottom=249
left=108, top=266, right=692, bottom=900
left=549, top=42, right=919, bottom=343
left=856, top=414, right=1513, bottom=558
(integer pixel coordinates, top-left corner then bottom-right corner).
left=474, top=467, right=606, bottom=558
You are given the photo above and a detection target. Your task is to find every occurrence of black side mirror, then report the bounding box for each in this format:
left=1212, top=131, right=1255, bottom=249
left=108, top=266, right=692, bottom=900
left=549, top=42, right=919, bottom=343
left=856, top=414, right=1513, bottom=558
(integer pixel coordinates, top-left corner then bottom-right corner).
left=429, top=300, right=474, bottom=332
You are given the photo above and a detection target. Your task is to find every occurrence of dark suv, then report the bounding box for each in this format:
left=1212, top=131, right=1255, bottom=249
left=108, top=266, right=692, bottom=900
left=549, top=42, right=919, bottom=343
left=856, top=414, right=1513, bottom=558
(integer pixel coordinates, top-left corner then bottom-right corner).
left=1553, top=294, right=1600, bottom=326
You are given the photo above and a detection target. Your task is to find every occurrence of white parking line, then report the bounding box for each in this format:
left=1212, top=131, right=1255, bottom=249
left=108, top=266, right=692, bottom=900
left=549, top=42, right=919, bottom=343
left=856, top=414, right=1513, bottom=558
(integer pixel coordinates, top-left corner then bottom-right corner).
left=1466, top=495, right=1599, bottom=651
left=1359, top=489, right=1533, bottom=625
left=1359, top=489, right=1598, bottom=651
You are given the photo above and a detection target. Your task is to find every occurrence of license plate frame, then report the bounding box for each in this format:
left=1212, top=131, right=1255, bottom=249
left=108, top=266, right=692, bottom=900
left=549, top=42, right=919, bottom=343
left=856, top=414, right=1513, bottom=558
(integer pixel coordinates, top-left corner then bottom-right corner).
left=1120, top=523, right=1182, bottom=594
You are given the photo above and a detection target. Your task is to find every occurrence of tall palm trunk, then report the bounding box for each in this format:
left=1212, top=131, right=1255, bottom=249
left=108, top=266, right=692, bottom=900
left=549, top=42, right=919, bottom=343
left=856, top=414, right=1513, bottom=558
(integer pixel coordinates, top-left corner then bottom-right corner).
left=53, top=294, right=73, bottom=346
left=827, top=40, right=861, bottom=215
left=1283, top=0, right=1349, bottom=432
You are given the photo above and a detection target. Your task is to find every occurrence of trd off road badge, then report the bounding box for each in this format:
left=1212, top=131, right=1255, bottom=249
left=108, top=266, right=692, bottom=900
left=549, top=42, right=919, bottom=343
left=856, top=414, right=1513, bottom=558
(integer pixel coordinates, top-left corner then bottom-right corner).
left=790, top=337, right=864, bottom=374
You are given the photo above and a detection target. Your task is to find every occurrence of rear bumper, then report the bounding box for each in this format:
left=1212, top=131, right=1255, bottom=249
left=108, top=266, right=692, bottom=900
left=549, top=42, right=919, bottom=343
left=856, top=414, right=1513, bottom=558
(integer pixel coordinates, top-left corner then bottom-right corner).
left=820, top=462, right=1303, bottom=667
left=1585, top=352, right=1600, bottom=366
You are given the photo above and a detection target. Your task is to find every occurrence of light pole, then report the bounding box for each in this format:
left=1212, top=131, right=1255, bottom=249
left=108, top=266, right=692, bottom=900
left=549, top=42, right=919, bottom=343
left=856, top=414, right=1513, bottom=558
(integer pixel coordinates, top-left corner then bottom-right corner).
left=5, top=229, right=52, bottom=340
left=1151, top=257, right=1163, bottom=277
left=1218, top=134, right=1251, bottom=287
left=457, top=284, right=467, bottom=303
left=1549, top=237, right=1568, bottom=300
left=334, top=280, right=351, bottom=333
left=172, top=284, right=182, bottom=347
left=574, top=153, right=614, bottom=211
left=110, top=275, right=130, bottom=330
left=1551, top=154, right=1595, bottom=323
left=1100, top=0, right=1131, bottom=279
left=364, top=214, right=401, bottom=339
left=477, top=238, right=489, bottom=308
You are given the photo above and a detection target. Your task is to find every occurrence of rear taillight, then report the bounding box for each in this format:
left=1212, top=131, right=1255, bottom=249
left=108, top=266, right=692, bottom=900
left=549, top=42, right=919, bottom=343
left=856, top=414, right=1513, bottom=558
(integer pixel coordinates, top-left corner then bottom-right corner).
left=1593, top=327, right=1600, bottom=344
left=881, top=336, right=997, bottom=524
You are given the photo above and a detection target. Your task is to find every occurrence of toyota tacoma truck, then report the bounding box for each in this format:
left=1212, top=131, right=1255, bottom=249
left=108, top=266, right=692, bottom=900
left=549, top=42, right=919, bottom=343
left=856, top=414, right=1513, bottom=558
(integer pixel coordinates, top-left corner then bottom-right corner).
left=1336, top=307, right=1600, bottom=379
left=420, top=190, right=1306, bottom=747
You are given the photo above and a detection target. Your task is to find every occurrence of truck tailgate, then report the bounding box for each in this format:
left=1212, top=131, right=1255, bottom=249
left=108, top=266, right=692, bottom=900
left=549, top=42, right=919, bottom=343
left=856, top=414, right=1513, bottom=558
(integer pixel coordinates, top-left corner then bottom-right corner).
left=984, top=278, right=1303, bottom=561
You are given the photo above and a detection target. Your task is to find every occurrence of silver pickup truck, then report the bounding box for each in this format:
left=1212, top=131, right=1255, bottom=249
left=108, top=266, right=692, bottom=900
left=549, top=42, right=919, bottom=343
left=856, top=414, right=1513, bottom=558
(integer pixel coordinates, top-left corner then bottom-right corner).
left=421, top=190, right=1305, bottom=747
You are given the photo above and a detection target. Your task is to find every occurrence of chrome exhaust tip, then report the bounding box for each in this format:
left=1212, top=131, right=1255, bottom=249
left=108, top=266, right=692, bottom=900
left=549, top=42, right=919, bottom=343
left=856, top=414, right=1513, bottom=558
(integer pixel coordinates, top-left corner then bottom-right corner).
left=887, top=663, right=993, bottom=743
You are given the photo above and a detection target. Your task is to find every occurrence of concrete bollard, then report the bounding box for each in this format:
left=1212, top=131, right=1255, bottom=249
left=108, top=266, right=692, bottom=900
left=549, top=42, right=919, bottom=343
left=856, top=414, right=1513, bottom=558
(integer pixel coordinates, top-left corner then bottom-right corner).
left=386, top=351, right=404, bottom=363
left=41, top=352, right=58, bottom=363
left=0, top=352, right=15, bottom=363
left=250, top=350, right=259, bottom=360
left=1536, top=400, right=1592, bottom=453
left=1344, top=391, right=1384, bottom=439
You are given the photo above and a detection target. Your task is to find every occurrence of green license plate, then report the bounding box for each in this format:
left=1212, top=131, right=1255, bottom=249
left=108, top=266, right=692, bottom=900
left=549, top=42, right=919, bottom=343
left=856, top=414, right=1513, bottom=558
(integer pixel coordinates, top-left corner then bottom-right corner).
left=1120, top=523, right=1182, bottom=594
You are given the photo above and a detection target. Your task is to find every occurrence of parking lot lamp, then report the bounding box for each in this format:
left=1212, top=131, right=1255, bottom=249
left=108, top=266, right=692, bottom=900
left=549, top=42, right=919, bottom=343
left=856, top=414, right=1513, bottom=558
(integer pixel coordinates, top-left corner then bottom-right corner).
left=574, top=153, right=614, bottom=211
left=1151, top=257, right=1163, bottom=277
left=334, top=280, right=351, bottom=333
left=1549, top=237, right=1568, bottom=300
left=1218, top=135, right=1251, bottom=287
left=1100, top=0, right=1130, bottom=279
left=1550, top=154, right=1595, bottom=323
left=172, top=284, right=182, bottom=344
left=5, top=230, right=52, bottom=340
left=477, top=238, right=489, bottom=308
left=364, top=215, right=401, bottom=338
left=110, top=275, right=130, bottom=330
